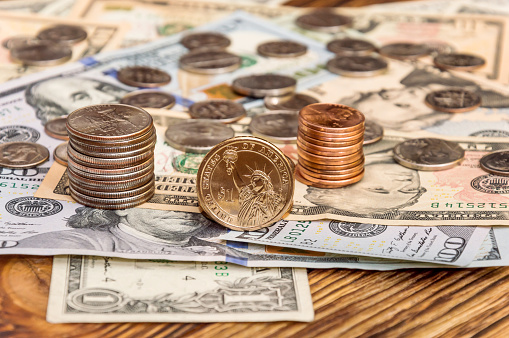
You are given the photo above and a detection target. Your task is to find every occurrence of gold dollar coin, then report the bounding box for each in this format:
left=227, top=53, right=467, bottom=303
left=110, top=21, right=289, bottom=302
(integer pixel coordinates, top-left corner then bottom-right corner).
left=197, top=136, right=294, bottom=231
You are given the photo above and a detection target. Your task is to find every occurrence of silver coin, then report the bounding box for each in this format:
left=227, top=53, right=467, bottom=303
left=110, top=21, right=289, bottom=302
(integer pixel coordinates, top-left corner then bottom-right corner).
left=53, top=142, right=68, bottom=166
left=249, top=110, right=298, bottom=144
left=0, top=142, right=49, bottom=169
left=189, top=100, right=246, bottom=123
left=295, top=11, right=352, bottom=33
left=326, top=38, right=377, bottom=56
left=433, top=53, right=486, bottom=71
left=257, top=40, right=308, bottom=58
left=179, top=49, right=241, bottom=75
left=326, top=55, right=388, bottom=77
left=425, top=89, right=481, bottom=114
left=37, top=24, right=88, bottom=44
left=393, top=138, right=465, bottom=171
left=379, top=42, right=429, bottom=60
left=120, top=90, right=176, bottom=109
left=363, top=120, right=383, bottom=145
left=10, top=41, right=72, bottom=66
left=164, top=120, right=234, bottom=153
left=2, top=36, right=38, bottom=50
left=480, top=150, right=509, bottom=176
left=180, top=32, right=231, bottom=50
left=264, top=93, right=319, bottom=111
left=232, top=74, right=297, bottom=98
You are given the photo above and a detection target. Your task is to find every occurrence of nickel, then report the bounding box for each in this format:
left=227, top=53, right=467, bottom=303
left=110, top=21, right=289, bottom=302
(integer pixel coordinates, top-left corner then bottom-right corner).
left=53, top=142, right=68, bottom=166
left=264, top=93, right=319, bottom=111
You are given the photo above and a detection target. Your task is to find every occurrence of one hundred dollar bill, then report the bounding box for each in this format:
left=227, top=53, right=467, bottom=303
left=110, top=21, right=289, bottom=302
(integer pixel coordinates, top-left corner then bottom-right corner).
left=0, top=0, right=76, bottom=16
left=47, top=256, right=314, bottom=323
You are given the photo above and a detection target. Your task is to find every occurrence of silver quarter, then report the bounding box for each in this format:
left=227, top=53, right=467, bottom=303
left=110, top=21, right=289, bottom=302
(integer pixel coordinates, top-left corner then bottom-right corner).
left=10, top=41, right=72, bottom=66
left=257, top=40, right=308, bottom=58
left=189, top=100, right=246, bottom=123
left=249, top=110, right=299, bottom=144
left=393, top=138, right=465, bottom=171
left=53, top=142, right=68, bottom=166
left=480, top=150, right=509, bottom=176
left=326, top=55, right=388, bottom=77
left=117, top=66, right=171, bottom=88
left=433, top=53, right=486, bottom=71
left=264, top=93, right=319, bottom=111
left=0, top=142, right=49, bottom=169
left=232, top=74, right=297, bottom=98
left=179, top=49, right=241, bottom=74
left=180, top=32, right=231, bottom=50
left=44, top=117, right=69, bottom=140
left=379, top=42, right=429, bottom=60
left=120, top=90, right=176, bottom=109
left=326, top=38, right=377, bottom=56
left=37, top=24, right=88, bottom=44
left=295, top=11, right=352, bottom=33
left=2, top=36, right=38, bottom=50
left=363, top=120, right=383, bottom=145
left=425, top=88, right=481, bottom=114
left=164, top=120, right=234, bottom=153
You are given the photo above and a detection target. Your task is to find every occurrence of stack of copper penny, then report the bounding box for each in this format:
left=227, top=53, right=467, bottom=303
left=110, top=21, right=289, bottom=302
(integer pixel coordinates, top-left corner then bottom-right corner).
left=296, top=103, right=365, bottom=188
left=66, top=104, right=156, bottom=209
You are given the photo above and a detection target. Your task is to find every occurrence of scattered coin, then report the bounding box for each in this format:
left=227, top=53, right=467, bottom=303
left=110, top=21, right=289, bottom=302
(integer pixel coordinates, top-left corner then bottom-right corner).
left=179, top=49, right=241, bottom=74
left=433, top=53, right=486, bottom=71
left=326, top=38, right=377, bottom=56
left=120, top=90, right=176, bottom=109
left=264, top=93, right=319, bottom=111
left=257, top=40, right=308, bottom=58
left=379, top=42, right=429, bottom=60
left=232, top=74, right=297, bottom=98
left=53, top=142, right=68, bottom=166
left=197, top=136, right=294, bottom=231
left=180, top=32, right=231, bottom=50
left=326, top=55, right=388, bottom=77
left=2, top=36, right=37, bottom=50
left=37, top=24, right=88, bottom=44
left=249, top=110, right=299, bottom=143
left=44, top=117, right=69, bottom=140
left=363, top=120, right=384, bottom=145
left=10, top=41, right=72, bottom=66
left=425, top=88, right=481, bottom=113
left=393, top=138, right=465, bottom=171
left=164, top=120, right=235, bottom=153
left=295, top=11, right=352, bottom=33
left=188, top=100, right=246, bottom=123
left=0, top=142, right=49, bottom=168
left=480, top=150, right=509, bottom=176
left=117, top=66, right=171, bottom=88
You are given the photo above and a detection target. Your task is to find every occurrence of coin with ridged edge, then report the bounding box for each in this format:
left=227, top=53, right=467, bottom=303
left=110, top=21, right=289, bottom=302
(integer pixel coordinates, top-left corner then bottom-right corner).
left=67, top=160, right=154, bottom=181
left=180, top=32, right=230, bottom=50
left=45, top=117, right=69, bottom=140
left=67, top=156, right=153, bottom=176
left=165, top=120, right=234, bottom=154
left=393, top=138, right=465, bottom=171
left=197, top=136, right=294, bottom=231
left=179, top=49, right=241, bottom=75
left=68, top=168, right=153, bottom=192
left=70, top=129, right=156, bottom=153
left=480, top=150, right=509, bottom=177
left=37, top=24, right=88, bottom=44
left=67, top=143, right=153, bottom=168
left=69, top=183, right=155, bottom=209
left=188, top=100, right=246, bottom=123
left=70, top=176, right=154, bottom=198
left=257, top=40, right=308, bottom=58
left=249, top=110, right=299, bottom=144
left=232, top=74, right=297, bottom=98
left=295, top=11, right=352, bottom=33
left=0, top=142, right=49, bottom=168
left=69, top=138, right=155, bottom=159
left=326, top=38, right=377, bottom=56
left=120, top=90, right=176, bottom=109
left=10, top=41, right=72, bottom=66
left=117, top=66, right=171, bottom=88
left=53, top=142, right=68, bottom=166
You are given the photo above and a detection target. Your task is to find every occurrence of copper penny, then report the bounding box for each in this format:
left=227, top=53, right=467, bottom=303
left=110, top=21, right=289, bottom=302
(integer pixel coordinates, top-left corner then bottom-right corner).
left=298, top=156, right=364, bottom=171
left=298, top=164, right=363, bottom=181
left=295, top=165, right=364, bottom=188
left=298, top=159, right=364, bottom=176
left=299, top=103, right=365, bottom=133
left=297, top=137, right=363, bottom=155
left=298, top=121, right=364, bottom=139
left=298, top=147, right=363, bottom=164
left=44, top=117, right=69, bottom=140
left=53, top=142, right=68, bottom=166
left=117, top=66, right=171, bottom=88
left=298, top=130, right=363, bottom=147
left=0, top=142, right=49, bottom=169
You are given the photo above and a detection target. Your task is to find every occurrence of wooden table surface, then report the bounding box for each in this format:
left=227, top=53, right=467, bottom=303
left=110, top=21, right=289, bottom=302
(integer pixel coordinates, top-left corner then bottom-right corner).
left=4, top=0, right=509, bottom=337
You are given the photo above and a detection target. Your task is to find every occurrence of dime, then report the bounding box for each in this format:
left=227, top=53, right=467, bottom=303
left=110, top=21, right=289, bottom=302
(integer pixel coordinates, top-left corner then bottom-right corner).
left=295, top=166, right=364, bottom=189
left=295, top=11, right=352, bottom=33
left=2, top=36, right=37, bottom=50
left=117, top=66, right=171, bottom=88
left=44, top=117, right=69, bottom=140
left=0, top=142, right=49, bottom=168
left=433, top=53, right=486, bottom=71
left=120, top=90, right=176, bottom=109
left=257, top=40, right=308, bottom=58
left=165, top=120, right=234, bottom=154
left=379, top=42, right=429, bottom=60
left=425, top=88, right=481, bottom=113
left=197, top=136, right=294, bottom=231
left=363, top=120, right=384, bottom=145
left=10, top=41, right=72, bottom=66
left=326, top=38, right=377, bottom=56
left=232, top=74, right=297, bottom=98
left=480, top=150, right=509, bottom=177
left=179, top=49, right=241, bottom=74
left=66, top=104, right=153, bottom=142
left=189, top=100, right=246, bottom=123
left=393, top=138, right=465, bottom=171
left=264, top=93, right=319, bottom=111
left=69, top=183, right=154, bottom=209
left=326, top=55, right=388, bottom=77
left=70, top=176, right=154, bottom=198
left=249, top=110, right=299, bottom=143
left=37, top=24, right=88, bottom=44
left=299, top=103, right=365, bottom=133
left=180, top=32, right=230, bottom=50
left=53, top=142, right=68, bottom=166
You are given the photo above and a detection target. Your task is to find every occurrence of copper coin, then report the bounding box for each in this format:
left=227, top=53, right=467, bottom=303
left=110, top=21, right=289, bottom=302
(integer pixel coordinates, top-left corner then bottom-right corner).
left=326, top=55, right=388, bottom=77
left=433, top=53, right=486, bottom=71
left=66, top=104, right=153, bottom=142
left=0, top=142, right=49, bottom=169
left=298, top=155, right=364, bottom=171
left=424, top=88, right=481, bottom=114
left=298, top=130, right=363, bottom=147
left=232, top=74, right=297, bottom=98
left=298, top=123, right=364, bottom=142
left=297, top=137, right=363, bottom=155
left=67, top=143, right=153, bottom=169
left=299, top=103, right=365, bottom=133
left=480, top=150, right=509, bottom=176
left=37, top=24, right=88, bottom=44
left=295, top=165, right=364, bottom=188
left=298, top=163, right=363, bottom=181
left=67, top=156, right=153, bottom=176
left=179, top=49, right=241, bottom=75
left=117, top=66, right=171, bottom=88
left=69, top=138, right=155, bottom=159
left=363, top=120, right=384, bottom=145
left=326, top=38, right=377, bottom=56
left=379, top=42, right=429, bottom=60
left=298, top=147, right=363, bottom=164
left=189, top=100, right=246, bottom=123
left=69, top=183, right=155, bottom=209
left=298, top=159, right=364, bottom=176
left=70, top=175, right=154, bottom=198
left=53, top=142, right=68, bottom=166
left=10, top=41, right=72, bottom=66
left=180, top=32, right=231, bottom=50
left=68, top=159, right=154, bottom=181
left=264, top=93, right=319, bottom=111
left=250, top=110, right=299, bottom=144
left=44, top=117, right=69, bottom=140
left=120, top=90, right=176, bottom=109
left=295, top=11, right=352, bottom=33
left=257, top=40, right=308, bottom=58
left=70, top=126, right=155, bottom=148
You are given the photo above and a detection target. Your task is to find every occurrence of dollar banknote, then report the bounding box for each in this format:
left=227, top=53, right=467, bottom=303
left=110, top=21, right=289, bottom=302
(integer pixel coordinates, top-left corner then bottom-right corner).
left=47, top=256, right=313, bottom=323
left=0, top=0, right=77, bottom=16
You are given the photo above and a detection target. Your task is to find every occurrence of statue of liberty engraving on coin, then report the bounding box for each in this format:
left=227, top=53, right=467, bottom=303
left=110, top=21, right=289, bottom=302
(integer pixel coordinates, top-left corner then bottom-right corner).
left=197, top=136, right=294, bottom=231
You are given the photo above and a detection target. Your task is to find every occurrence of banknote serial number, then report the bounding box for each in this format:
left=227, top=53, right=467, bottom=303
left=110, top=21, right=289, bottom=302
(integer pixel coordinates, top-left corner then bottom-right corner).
left=0, top=182, right=39, bottom=189
left=280, top=221, right=318, bottom=245
left=431, top=202, right=509, bottom=208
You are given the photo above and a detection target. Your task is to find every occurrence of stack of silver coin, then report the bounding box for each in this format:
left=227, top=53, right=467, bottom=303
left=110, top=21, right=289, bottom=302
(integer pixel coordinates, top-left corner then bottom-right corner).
left=66, top=104, right=156, bottom=209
